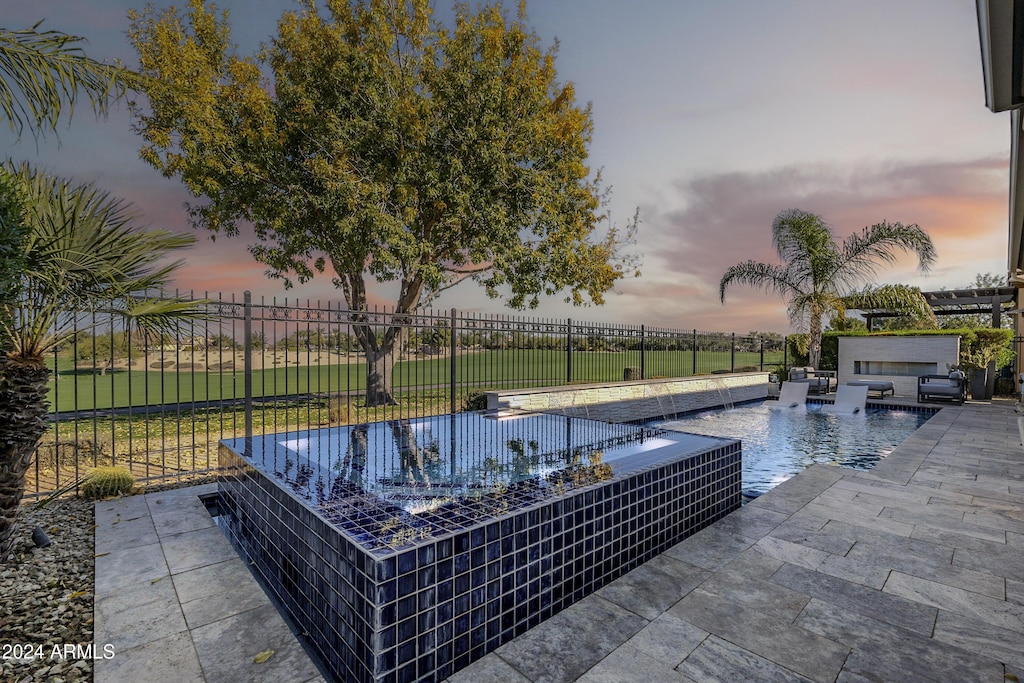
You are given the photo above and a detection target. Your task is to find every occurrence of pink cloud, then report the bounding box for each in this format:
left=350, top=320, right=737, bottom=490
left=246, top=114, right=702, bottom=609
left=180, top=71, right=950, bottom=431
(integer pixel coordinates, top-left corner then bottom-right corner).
left=616, top=157, right=1009, bottom=332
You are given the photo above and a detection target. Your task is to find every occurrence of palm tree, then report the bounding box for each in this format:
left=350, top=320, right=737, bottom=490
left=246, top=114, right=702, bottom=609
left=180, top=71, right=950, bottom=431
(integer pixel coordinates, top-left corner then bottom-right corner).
left=719, top=209, right=936, bottom=369
left=0, top=21, right=129, bottom=138
left=0, top=163, right=201, bottom=562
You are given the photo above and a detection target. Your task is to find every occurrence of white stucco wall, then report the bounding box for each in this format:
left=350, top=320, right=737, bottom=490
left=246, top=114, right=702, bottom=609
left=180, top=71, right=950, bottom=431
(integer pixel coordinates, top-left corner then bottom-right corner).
left=837, top=336, right=960, bottom=397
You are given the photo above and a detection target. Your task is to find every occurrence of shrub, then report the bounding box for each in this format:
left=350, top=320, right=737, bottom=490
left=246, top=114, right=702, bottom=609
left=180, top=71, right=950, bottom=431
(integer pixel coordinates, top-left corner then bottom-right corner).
left=462, top=391, right=489, bottom=412
left=328, top=396, right=351, bottom=424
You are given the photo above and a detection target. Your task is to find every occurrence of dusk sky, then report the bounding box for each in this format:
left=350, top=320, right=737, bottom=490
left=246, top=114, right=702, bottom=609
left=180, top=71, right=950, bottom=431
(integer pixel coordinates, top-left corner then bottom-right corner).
left=2, top=0, right=1012, bottom=335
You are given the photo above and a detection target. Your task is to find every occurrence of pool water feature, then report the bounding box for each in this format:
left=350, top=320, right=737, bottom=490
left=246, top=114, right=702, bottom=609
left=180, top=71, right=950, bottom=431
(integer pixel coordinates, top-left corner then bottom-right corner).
left=651, top=400, right=933, bottom=495
left=218, top=411, right=742, bottom=682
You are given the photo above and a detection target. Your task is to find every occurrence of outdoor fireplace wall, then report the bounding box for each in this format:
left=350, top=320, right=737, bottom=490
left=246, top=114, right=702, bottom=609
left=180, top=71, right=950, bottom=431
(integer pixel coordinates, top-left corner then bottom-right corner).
left=837, top=336, right=960, bottom=397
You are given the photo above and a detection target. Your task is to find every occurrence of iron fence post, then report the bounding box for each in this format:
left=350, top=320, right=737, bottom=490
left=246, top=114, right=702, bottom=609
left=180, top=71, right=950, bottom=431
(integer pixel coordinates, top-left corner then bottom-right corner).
left=731, top=332, right=736, bottom=372
left=450, top=308, right=457, bottom=415
left=760, top=337, right=765, bottom=371
left=567, top=318, right=573, bottom=384
left=640, top=324, right=646, bottom=380
left=784, top=334, right=788, bottom=370
left=692, top=329, right=697, bottom=376
left=244, top=290, right=253, bottom=450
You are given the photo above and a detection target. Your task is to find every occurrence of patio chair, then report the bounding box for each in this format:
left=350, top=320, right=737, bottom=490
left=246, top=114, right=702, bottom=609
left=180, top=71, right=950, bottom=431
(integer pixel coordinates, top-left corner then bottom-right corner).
left=788, top=366, right=836, bottom=395
left=917, top=372, right=966, bottom=405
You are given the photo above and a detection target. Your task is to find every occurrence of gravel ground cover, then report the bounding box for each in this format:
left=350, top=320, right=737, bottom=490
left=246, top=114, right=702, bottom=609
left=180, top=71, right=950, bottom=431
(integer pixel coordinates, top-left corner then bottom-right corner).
left=1, top=475, right=219, bottom=683
left=1, top=497, right=95, bottom=683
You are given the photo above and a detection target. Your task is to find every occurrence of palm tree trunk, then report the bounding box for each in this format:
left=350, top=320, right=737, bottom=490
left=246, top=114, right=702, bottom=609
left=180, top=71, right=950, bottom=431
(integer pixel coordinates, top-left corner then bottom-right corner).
left=808, top=308, right=824, bottom=369
left=0, top=360, right=51, bottom=562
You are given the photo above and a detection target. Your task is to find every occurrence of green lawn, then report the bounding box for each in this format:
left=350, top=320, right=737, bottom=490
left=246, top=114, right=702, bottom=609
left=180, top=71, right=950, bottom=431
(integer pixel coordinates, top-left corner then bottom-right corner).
left=46, top=349, right=785, bottom=412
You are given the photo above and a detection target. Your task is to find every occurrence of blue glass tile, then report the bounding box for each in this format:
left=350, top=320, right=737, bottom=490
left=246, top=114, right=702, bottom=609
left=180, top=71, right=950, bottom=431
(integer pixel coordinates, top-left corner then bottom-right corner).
left=398, top=595, right=416, bottom=621
left=396, top=662, right=416, bottom=683
left=397, top=573, right=416, bottom=597
left=454, top=593, right=470, bottom=616
left=398, top=617, right=417, bottom=643
left=437, top=601, right=453, bottom=624
left=418, top=610, right=436, bottom=632
left=418, top=566, right=435, bottom=589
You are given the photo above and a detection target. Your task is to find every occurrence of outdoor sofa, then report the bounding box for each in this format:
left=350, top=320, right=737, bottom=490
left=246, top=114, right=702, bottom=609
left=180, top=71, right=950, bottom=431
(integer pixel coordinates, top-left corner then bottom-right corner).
left=917, top=373, right=966, bottom=405
left=845, top=379, right=895, bottom=398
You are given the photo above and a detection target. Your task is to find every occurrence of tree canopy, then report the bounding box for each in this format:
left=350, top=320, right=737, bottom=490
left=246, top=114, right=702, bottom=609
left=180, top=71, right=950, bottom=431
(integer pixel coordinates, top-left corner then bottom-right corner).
left=720, top=209, right=936, bottom=368
left=128, top=0, right=638, bottom=404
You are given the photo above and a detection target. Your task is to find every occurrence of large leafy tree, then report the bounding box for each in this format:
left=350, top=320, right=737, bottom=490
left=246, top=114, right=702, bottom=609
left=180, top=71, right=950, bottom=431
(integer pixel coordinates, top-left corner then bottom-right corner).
left=127, top=0, right=639, bottom=406
left=720, top=209, right=936, bottom=368
left=0, top=164, right=200, bottom=562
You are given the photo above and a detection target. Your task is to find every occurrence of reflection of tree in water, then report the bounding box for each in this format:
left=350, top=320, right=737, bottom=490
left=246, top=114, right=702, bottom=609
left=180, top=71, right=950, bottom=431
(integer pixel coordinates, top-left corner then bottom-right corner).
left=321, top=424, right=370, bottom=504
left=389, top=419, right=442, bottom=487
left=549, top=449, right=613, bottom=490
left=342, top=424, right=369, bottom=485
left=505, top=438, right=540, bottom=480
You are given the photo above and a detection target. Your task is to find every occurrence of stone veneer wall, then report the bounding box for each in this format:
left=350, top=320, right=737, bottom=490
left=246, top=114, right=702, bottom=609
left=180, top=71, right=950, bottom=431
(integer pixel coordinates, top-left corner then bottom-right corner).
left=837, top=335, right=960, bottom=397
left=487, top=372, right=769, bottom=422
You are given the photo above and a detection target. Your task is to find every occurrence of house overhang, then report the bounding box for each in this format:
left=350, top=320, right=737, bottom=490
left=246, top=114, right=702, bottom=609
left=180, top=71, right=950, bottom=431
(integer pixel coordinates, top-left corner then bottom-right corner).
left=978, top=1, right=1024, bottom=278
left=977, top=0, right=1024, bottom=113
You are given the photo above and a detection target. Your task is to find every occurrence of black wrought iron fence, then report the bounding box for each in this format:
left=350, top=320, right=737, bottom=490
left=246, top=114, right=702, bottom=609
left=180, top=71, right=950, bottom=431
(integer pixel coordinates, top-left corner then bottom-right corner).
left=30, top=291, right=785, bottom=497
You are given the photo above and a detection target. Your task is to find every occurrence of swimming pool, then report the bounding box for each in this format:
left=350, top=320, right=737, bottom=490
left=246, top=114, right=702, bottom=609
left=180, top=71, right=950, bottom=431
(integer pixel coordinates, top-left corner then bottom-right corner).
left=650, top=401, right=934, bottom=495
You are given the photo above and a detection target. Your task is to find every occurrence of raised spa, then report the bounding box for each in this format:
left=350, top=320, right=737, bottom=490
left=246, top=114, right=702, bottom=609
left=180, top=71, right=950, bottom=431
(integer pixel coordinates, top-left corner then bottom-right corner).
left=218, top=411, right=741, bottom=682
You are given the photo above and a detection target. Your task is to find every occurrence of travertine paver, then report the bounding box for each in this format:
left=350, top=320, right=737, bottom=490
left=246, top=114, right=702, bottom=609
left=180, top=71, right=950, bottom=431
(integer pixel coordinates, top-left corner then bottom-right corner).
left=93, top=484, right=324, bottom=683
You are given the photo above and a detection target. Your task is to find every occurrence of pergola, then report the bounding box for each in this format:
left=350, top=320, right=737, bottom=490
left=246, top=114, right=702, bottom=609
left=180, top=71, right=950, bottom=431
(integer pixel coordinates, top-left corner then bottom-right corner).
left=855, top=287, right=1017, bottom=331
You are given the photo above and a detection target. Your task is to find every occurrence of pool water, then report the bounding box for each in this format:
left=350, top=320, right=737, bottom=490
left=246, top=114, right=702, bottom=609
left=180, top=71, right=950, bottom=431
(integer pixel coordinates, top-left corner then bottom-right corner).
left=650, top=401, right=933, bottom=495
left=223, top=411, right=725, bottom=553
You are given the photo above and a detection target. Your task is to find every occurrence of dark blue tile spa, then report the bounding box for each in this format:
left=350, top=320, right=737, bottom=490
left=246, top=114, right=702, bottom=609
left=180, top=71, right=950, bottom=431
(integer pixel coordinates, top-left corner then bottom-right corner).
left=218, top=412, right=740, bottom=682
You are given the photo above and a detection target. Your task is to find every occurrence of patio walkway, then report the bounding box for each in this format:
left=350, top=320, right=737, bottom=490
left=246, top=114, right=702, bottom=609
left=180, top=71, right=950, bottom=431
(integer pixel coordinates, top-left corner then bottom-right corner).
left=93, top=401, right=1024, bottom=682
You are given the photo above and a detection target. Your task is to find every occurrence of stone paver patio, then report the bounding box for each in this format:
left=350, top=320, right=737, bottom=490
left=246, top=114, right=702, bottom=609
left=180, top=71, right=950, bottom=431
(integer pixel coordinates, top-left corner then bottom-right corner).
left=95, top=400, right=1024, bottom=682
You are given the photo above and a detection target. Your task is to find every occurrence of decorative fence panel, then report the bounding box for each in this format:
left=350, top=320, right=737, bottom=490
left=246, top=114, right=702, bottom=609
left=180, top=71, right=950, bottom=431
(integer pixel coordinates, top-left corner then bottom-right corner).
left=30, top=291, right=786, bottom=497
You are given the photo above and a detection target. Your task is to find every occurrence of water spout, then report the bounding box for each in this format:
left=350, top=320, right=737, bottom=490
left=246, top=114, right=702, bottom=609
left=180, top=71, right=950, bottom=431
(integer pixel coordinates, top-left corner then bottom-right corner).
left=711, top=377, right=735, bottom=410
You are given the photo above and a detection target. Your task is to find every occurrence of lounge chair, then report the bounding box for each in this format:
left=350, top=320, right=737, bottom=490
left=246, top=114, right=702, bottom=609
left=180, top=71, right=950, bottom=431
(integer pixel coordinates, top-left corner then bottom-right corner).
left=820, top=384, right=868, bottom=414
left=788, top=367, right=835, bottom=395
left=772, top=381, right=809, bottom=408
left=917, top=373, right=965, bottom=405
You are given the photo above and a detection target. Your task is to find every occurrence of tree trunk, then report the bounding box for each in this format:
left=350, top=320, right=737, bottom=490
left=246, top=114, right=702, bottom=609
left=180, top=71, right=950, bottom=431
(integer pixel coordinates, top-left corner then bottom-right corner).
left=365, top=348, right=399, bottom=406
left=808, top=308, right=824, bottom=369
left=0, top=361, right=52, bottom=563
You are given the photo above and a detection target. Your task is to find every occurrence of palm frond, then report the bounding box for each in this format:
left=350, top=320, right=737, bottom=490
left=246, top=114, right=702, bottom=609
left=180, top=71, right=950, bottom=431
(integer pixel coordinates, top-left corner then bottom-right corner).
left=0, top=22, right=133, bottom=138
left=770, top=209, right=841, bottom=286
left=835, top=221, right=936, bottom=290
left=842, top=283, right=937, bottom=325
left=719, top=260, right=800, bottom=303
left=3, top=163, right=202, bottom=363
